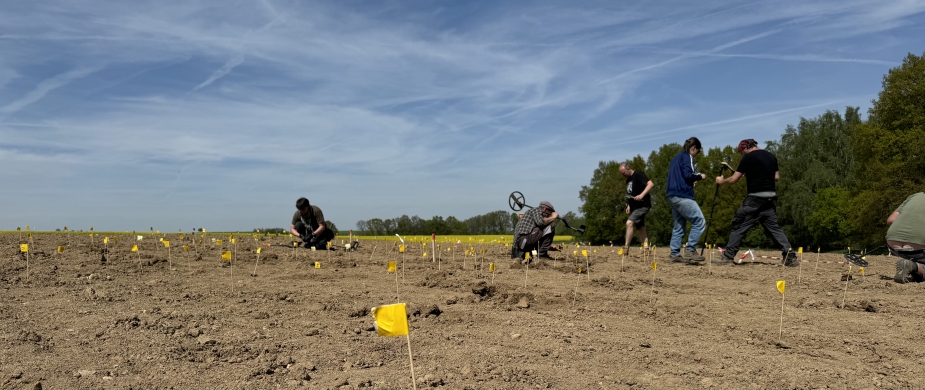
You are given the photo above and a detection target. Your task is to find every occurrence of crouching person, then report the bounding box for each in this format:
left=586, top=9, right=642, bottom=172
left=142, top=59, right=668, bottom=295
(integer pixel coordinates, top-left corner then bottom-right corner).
left=290, top=197, right=335, bottom=250
left=512, top=201, right=558, bottom=263
left=888, top=192, right=925, bottom=283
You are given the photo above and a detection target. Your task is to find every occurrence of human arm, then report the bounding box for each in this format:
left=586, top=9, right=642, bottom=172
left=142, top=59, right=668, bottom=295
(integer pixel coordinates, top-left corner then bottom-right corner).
left=626, top=205, right=630, bottom=215
left=681, top=156, right=705, bottom=184
left=634, top=180, right=655, bottom=201
left=290, top=224, right=300, bottom=237
left=887, top=211, right=900, bottom=226
left=715, top=171, right=744, bottom=185
left=775, top=171, right=780, bottom=182
left=542, top=212, right=559, bottom=225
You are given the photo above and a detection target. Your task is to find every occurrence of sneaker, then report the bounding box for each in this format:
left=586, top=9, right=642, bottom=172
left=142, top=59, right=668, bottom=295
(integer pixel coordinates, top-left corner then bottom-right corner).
left=782, top=252, right=799, bottom=267
left=712, top=255, right=735, bottom=265
left=894, top=259, right=919, bottom=283
left=669, top=254, right=685, bottom=263
left=684, top=249, right=705, bottom=263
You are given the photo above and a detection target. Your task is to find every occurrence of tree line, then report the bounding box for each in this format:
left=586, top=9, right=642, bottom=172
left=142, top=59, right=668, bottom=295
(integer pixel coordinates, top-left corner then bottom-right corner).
left=580, top=52, right=924, bottom=250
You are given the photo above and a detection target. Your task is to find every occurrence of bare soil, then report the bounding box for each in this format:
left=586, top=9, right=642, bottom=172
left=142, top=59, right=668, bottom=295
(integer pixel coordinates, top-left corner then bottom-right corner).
left=1, top=234, right=922, bottom=389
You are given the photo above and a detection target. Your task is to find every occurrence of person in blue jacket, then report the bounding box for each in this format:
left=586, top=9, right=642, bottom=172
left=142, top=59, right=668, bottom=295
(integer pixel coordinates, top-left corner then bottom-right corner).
left=666, top=137, right=707, bottom=264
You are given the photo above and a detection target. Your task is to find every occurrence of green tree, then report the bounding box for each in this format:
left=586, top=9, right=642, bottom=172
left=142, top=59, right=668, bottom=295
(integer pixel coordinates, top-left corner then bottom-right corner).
left=850, top=51, right=925, bottom=246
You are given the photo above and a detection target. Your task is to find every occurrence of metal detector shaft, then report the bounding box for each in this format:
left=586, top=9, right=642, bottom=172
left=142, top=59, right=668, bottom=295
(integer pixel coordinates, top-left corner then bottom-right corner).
left=700, top=163, right=731, bottom=255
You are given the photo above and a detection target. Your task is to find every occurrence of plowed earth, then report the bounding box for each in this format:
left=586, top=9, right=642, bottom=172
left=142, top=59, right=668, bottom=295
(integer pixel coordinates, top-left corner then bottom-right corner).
left=1, top=234, right=922, bottom=389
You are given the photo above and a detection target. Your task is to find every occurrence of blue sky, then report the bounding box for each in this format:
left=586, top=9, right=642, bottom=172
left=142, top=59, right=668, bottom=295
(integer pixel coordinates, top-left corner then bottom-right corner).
left=1, top=1, right=923, bottom=232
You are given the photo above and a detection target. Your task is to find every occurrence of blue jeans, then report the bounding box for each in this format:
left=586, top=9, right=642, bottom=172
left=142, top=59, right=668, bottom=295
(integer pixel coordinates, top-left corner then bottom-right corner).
left=668, top=196, right=705, bottom=256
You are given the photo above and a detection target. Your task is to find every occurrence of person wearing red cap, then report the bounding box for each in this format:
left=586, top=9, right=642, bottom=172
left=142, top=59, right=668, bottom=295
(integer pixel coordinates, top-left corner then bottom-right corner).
left=512, top=200, right=558, bottom=262
left=714, top=139, right=798, bottom=266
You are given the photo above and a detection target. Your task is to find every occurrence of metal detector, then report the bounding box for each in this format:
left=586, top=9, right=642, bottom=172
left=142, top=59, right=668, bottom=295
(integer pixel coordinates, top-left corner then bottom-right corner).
left=700, top=162, right=734, bottom=255
left=508, top=191, right=586, bottom=234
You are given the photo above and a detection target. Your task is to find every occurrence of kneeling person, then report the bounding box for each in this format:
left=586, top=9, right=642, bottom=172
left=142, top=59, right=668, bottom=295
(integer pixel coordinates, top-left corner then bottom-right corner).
left=290, top=197, right=335, bottom=250
left=887, top=192, right=925, bottom=283
left=512, top=201, right=558, bottom=262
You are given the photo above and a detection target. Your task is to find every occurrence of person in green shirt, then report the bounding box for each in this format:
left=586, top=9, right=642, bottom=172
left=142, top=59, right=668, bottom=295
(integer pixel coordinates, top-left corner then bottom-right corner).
left=888, top=192, right=925, bottom=283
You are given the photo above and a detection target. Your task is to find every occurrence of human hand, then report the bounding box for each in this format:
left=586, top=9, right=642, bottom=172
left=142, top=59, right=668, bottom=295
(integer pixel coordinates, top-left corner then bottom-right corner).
left=633, top=194, right=644, bottom=201
left=625, top=205, right=630, bottom=215
left=715, top=176, right=723, bottom=184
left=700, top=173, right=706, bottom=180
left=550, top=211, right=559, bottom=219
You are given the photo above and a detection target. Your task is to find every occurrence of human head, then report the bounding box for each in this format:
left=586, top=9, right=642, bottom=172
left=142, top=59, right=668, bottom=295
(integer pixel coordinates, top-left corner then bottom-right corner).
left=296, top=197, right=310, bottom=214
left=618, top=162, right=633, bottom=178
left=683, top=137, right=703, bottom=156
left=539, top=201, right=555, bottom=217
left=737, top=139, right=759, bottom=155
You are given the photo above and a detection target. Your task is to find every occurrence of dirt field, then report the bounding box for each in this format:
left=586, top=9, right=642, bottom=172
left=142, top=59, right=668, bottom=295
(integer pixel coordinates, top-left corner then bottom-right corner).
left=1, top=233, right=921, bottom=389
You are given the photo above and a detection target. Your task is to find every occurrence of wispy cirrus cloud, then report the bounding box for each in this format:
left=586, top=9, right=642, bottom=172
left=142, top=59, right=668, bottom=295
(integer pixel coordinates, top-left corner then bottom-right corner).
left=0, top=0, right=922, bottom=230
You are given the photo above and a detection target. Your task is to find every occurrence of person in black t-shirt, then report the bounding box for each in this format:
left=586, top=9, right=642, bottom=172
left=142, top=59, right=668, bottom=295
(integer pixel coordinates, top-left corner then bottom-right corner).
left=619, top=163, right=654, bottom=252
left=713, top=139, right=797, bottom=266
left=290, top=197, right=335, bottom=250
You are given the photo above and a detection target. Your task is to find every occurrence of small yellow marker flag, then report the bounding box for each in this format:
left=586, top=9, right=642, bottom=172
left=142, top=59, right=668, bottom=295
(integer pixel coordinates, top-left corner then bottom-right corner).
left=465, top=249, right=470, bottom=256
left=231, top=238, right=236, bottom=244
left=860, top=267, right=865, bottom=275
left=17, top=227, right=20, bottom=231
left=90, top=233, right=94, bottom=237
left=314, top=262, right=321, bottom=269
left=156, top=230, right=160, bottom=234
left=776, top=280, right=786, bottom=294
left=578, top=266, right=582, bottom=273
left=25, top=225, right=29, bottom=230
left=183, top=245, right=189, bottom=252
left=159, top=237, right=164, bottom=242
left=798, top=247, right=803, bottom=254
left=28, top=233, right=33, bottom=239
left=20, top=244, right=28, bottom=253
left=399, top=245, right=405, bottom=253
left=582, top=250, right=588, bottom=257
left=131, top=244, right=138, bottom=252
left=64, top=226, right=68, bottom=231
left=57, top=246, right=65, bottom=253
left=137, top=235, right=143, bottom=241
left=216, top=239, right=223, bottom=245
left=388, top=261, right=396, bottom=273
left=371, top=303, right=409, bottom=337
left=104, top=237, right=109, bottom=244
left=293, top=242, right=298, bottom=248
left=423, top=252, right=427, bottom=258
left=489, top=263, right=495, bottom=271
left=651, top=262, right=657, bottom=271
left=221, top=251, right=232, bottom=261
left=256, top=247, right=262, bottom=254
left=163, top=240, right=170, bottom=248
left=572, top=250, right=578, bottom=256
left=525, top=252, right=531, bottom=260
left=327, top=241, right=332, bottom=249
left=618, top=248, right=624, bottom=255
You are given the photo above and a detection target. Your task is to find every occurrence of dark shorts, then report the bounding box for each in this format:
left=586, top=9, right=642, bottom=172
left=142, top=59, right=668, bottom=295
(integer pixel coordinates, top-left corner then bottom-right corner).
left=628, top=207, right=650, bottom=228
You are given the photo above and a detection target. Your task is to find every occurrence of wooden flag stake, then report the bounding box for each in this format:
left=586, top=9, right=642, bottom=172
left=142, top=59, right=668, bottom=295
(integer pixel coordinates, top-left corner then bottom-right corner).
left=814, top=247, right=821, bottom=273
left=797, top=247, right=803, bottom=283
left=777, top=280, right=786, bottom=343
left=406, top=333, right=418, bottom=390
left=841, top=264, right=853, bottom=309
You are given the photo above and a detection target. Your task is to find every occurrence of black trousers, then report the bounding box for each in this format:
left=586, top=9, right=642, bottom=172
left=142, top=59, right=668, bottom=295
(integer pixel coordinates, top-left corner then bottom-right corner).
left=294, top=221, right=335, bottom=249
left=723, top=196, right=792, bottom=258
left=512, top=222, right=556, bottom=258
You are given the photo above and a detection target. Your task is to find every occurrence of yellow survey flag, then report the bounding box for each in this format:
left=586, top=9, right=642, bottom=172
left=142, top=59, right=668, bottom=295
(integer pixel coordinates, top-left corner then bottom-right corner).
left=89, top=233, right=94, bottom=237
left=163, top=240, right=170, bottom=248
left=371, top=303, right=409, bottom=337
left=860, top=267, right=865, bottom=275
left=651, top=262, right=657, bottom=271
left=25, top=225, right=29, bottom=230
left=326, top=241, right=332, bottom=249
left=156, top=230, right=160, bottom=234
left=388, top=261, right=396, bottom=273
left=314, top=262, right=321, bottom=269
left=131, top=244, right=138, bottom=252
left=104, top=237, right=109, bottom=244
left=293, top=241, right=298, bottom=248
left=17, top=227, right=20, bottom=231
left=221, top=251, right=232, bottom=261
left=489, top=263, right=495, bottom=271
left=798, top=247, right=803, bottom=254
left=183, top=245, right=189, bottom=252
left=582, top=250, right=588, bottom=257
left=525, top=252, right=531, bottom=260
left=399, top=244, right=405, bottom=253
left=572, top=250, right=578, bottom=256
left=159, top=237, right=164, bottom=242
left=64, top=226, right=68, bottom=231
left=256, top=247, right=262, bottom=254
left=216, top=239, right=223, bottom=245
left=618, top=248, right=624, bottom=255
left=465, top=249, right=470, bottom=256
left=423, top=252, right=427, bottom=258
left=578, top=266, right=582, bottom=273
left=57, top=246, right=65, bottom=253
left=20, top=244, right=28, bottom=253
left=231, top=238, right=236, bottom=244
left=776, top=280, right=786, bottom=294
left=28, top=233, right=32, bottom=239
